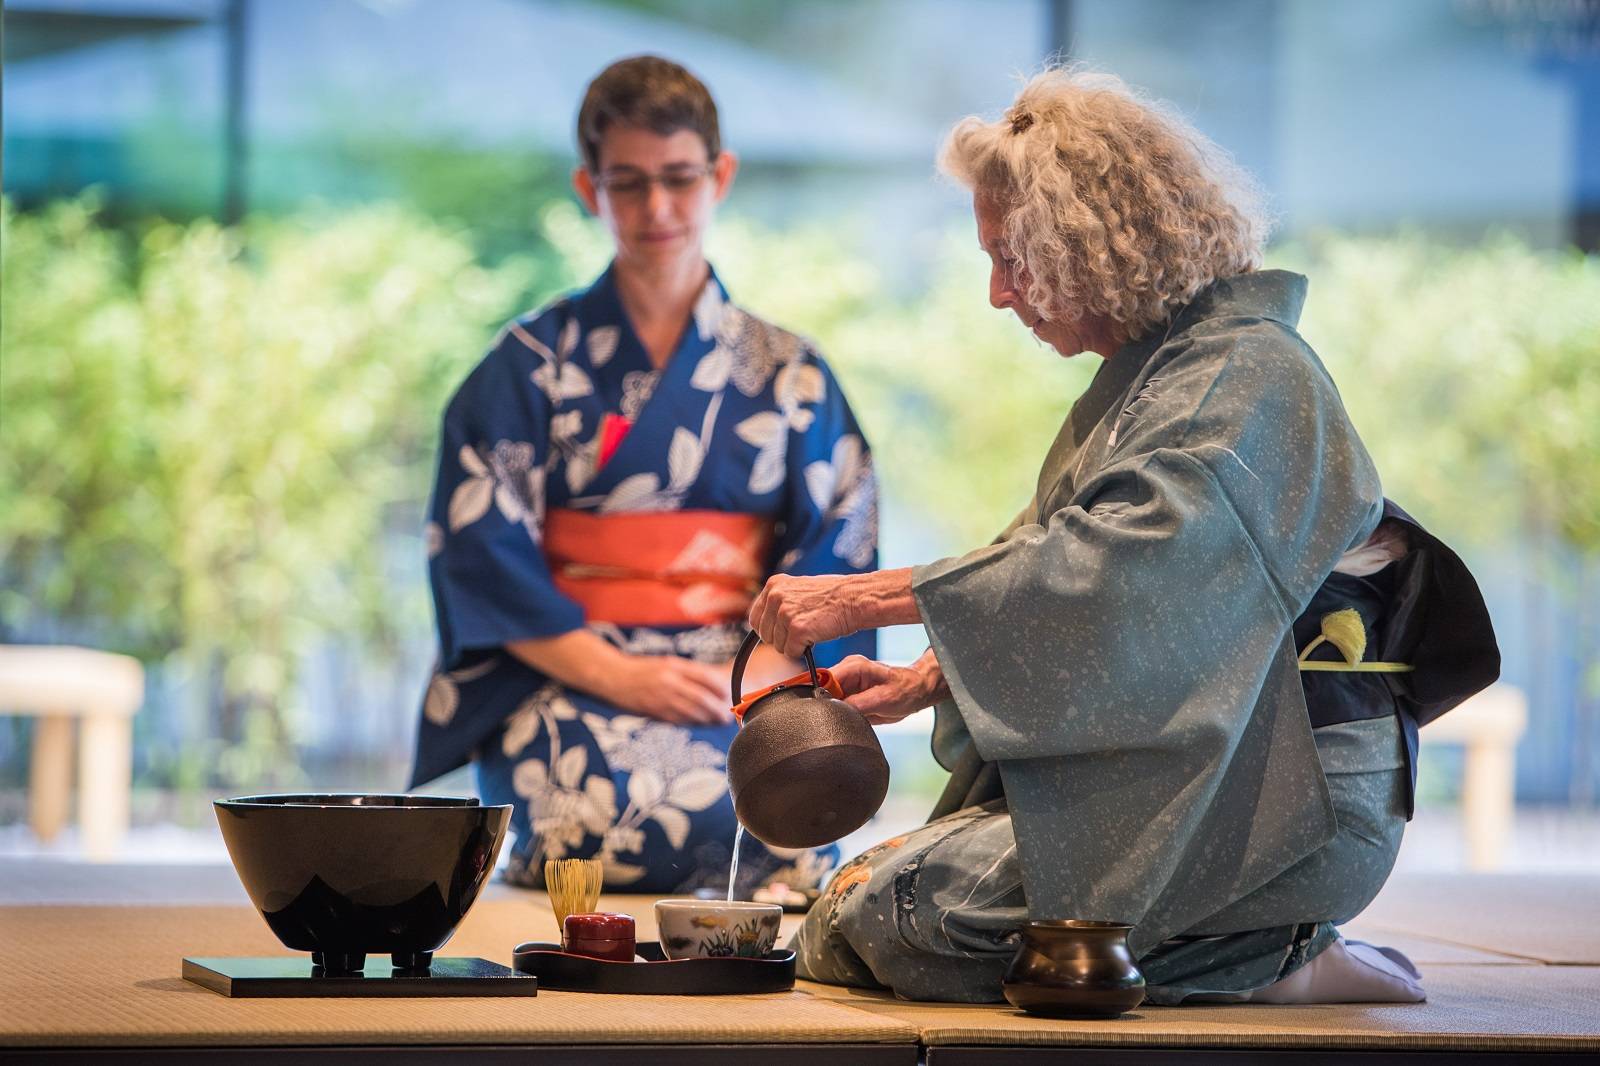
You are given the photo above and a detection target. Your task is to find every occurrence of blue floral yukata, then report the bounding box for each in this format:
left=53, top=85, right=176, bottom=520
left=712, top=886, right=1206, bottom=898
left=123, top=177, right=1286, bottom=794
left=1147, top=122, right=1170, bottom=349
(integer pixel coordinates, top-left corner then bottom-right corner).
left=410, top=264, right=877, bottom=895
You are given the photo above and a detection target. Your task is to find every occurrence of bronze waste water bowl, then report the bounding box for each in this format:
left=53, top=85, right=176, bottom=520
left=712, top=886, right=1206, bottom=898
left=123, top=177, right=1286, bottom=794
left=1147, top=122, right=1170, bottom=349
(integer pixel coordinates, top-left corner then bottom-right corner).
left=725, top=632, right=890, bottom=849
left=1002, top=919, right=1147, bottom=1018
left=214, top=794, right=510, bottom=974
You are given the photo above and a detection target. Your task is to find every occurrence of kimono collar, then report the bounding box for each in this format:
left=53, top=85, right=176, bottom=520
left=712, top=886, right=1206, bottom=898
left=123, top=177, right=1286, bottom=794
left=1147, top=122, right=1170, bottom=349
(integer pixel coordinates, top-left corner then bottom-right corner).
left=1105, top=269, right=1308, bottom=371
left=574, top=261, right=731, bottom=332
left=1166, top=269, right=1309, bottom=334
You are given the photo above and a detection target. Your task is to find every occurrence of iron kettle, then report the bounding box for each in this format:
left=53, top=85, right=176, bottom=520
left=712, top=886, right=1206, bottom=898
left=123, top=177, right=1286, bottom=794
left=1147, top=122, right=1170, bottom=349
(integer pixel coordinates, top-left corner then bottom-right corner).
left=726, top=631, right=890, bottom=849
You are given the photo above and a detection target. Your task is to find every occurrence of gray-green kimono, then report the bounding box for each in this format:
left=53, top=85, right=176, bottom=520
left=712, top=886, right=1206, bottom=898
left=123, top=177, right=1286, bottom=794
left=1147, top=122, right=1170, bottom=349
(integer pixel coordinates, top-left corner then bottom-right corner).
left=794, top=270, right=1401, bottom=1002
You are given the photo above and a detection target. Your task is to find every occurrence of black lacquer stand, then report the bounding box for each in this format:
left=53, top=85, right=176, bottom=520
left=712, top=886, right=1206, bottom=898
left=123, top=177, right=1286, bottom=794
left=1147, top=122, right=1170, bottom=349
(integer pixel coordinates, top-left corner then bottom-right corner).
left=182, top=956, right=537, bottom=998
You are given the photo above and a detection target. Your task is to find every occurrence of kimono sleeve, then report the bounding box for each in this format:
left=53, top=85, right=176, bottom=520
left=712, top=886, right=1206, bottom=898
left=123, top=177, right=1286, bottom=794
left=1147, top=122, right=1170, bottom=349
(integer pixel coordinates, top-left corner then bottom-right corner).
left=913, top=325, right=1382, bottom=765
left=427, top=326, right=585, bottom=669
left=772, top=349, right=879, bottom=667
left=910, top=328, right=1384, bottom=942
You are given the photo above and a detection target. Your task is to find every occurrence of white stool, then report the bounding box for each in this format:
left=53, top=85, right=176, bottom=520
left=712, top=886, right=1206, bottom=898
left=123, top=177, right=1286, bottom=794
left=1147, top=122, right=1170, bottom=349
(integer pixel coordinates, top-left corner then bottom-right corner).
left=0, top=645, right=144, bottom=860
left=1419, top=682, right=1528, bottom=871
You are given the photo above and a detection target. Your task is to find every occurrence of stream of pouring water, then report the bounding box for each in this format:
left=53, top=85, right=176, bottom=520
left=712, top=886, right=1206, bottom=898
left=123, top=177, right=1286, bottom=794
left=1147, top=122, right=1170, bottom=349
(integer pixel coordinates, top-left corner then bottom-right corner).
left=727, top=823, right=746, bottom=901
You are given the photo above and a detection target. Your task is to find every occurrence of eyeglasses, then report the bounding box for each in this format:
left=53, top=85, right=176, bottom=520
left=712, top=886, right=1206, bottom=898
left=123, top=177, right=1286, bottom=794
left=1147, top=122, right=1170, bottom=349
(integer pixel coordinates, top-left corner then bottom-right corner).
left=595, top=165, right=713, bottom=202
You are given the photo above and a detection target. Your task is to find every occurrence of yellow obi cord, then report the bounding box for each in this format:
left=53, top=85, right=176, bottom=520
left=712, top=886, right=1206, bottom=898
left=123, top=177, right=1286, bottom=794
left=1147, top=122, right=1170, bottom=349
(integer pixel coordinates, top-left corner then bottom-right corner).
left=1297, top=607, right=1415, bottom=674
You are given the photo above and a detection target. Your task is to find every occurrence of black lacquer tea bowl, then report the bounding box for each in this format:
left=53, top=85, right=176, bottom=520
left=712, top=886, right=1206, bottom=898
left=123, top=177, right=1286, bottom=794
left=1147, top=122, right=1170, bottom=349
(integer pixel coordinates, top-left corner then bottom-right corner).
left=214, top=794, right=510, bottom=974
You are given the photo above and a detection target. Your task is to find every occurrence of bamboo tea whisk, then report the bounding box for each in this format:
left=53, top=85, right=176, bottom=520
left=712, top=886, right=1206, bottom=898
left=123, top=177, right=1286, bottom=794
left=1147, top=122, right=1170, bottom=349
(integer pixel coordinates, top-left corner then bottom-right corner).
left=545, top=857, right=603, bottom=934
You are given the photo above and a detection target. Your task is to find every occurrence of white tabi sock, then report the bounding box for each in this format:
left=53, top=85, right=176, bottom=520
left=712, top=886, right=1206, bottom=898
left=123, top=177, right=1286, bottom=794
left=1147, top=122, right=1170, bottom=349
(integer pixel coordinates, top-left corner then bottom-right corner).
left=1246, top=937, right=1426, bottom=1004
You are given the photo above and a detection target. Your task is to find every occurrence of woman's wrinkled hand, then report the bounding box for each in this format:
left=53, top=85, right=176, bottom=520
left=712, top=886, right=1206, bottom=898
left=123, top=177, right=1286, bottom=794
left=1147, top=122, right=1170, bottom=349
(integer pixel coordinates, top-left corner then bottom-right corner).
left=602, top=655, right=733, bottom=727
left=746, top=573, right=860, bottom=658
left=831, top=655, right=939, bottom=724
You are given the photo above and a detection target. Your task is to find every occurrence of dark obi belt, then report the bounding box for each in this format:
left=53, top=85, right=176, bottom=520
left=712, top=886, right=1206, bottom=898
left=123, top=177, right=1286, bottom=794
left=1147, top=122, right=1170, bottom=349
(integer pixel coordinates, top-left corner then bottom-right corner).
left=1293, top=499, right=1501, bottom=818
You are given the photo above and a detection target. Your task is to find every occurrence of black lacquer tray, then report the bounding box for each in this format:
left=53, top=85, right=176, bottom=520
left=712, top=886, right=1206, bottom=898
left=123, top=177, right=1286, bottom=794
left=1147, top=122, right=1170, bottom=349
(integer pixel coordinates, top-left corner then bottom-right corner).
left=512, top=940, right=795, bottom=994
left=183, top=956, right=536, bottom=998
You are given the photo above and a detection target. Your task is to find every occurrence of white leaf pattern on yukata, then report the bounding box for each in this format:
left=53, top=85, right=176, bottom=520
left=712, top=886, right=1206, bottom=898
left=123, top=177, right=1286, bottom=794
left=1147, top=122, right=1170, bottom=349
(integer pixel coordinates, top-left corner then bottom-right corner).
left=750, top=445, right=786, bottom=495
left=599, top=471, right=664, bottom=514
left=834, top=488, right=877, bottom=569
left=447, top=443, right=496, bottom=531
left=549, top=689, right=580, bottom=721
left=424, top=521, right=444, bottom=559
left=549, top=410, right=584, bottom=456
left=667, top=427, right=703, bottom=490
left=776, top=362, right=826, bottom=411
left=584, top=775, right=617, bottom=826
left=693, top=279, right=725, bottom=341
left=563, top=439, right=598, bottom=494
left=512, top=757, right=548, bottom=800
left=627, top=769, right=666, bottom=810
left=735, top=412, right=788, bottom=495
left=587, top=324, right=620, bottom=367
left=652, top=806, right=691, bottom=849
left=605, top=824, right=646, bottom=855
left=447, top=474, right=492, bottom=531
left=502, top=698, right=542, bottom=756
left=830, top=468, right=876, bottom=568
left=736, top=406, right=780, bottom=438
left=668, top=767, right=727, bottom=811
left=805, top=435, right=863, bottom=511
left=531, top=361, right=594, bottom=406
left=452, top=659, right=499, bottom=683
left=555, top=745, right=587, bottom=789
left=774, top=360, right=825, bottom=435
left=620, top=370, right=659, bottom=421
left=514, top=753, right=616, bottom=863
left=689, top=344, right=733, bottom=392
left=493, top=474, right=528, bottom=524
left=422, top=657, right=499, bottom=728
left=804, top=462, right=836, bottom=513
left=423, top=673, right=459, bottom=726
left=602, top=857, right=647, bottom=885
left=459, top=442, right=488, bottom=477
left=557, top=317, right=580, bottom=362
left=451, top=440, right=542, bottom=532
left=582, top=711, right=650, bottom=756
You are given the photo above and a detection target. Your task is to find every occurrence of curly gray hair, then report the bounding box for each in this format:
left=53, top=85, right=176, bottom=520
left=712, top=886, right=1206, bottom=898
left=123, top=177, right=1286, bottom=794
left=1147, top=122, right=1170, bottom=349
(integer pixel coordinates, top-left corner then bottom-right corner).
left=939, top=67, right=1271, bottom=339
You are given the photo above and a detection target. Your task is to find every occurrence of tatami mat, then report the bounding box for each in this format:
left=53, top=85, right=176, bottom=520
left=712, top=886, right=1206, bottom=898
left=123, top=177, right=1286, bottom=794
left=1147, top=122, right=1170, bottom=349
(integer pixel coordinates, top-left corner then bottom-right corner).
left=0, top=903, right=915, bottom=1049
left=1356, top=873, right=1600, bottom=965
left=799, top=966, right=1600, bottom=1052
left=5, top=866, right=1598, bottom=1054
left=1336, top=922, right=1533, bottom=966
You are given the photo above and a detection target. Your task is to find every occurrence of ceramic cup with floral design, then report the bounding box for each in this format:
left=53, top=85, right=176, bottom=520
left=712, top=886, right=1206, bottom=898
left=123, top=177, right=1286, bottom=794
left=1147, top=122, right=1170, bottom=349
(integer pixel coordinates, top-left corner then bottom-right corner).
left=654, top=899, right=782, bottom=959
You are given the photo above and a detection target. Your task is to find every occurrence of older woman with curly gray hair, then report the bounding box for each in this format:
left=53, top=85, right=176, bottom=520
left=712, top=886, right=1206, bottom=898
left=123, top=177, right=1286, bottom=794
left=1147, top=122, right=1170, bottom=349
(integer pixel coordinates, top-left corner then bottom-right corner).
left=746, top=68, right=1496, bottom=1005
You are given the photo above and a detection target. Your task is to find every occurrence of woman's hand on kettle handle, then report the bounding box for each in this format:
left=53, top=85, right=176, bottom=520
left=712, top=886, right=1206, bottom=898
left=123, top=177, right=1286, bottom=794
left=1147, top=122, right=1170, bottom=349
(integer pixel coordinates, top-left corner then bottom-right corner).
left=747, top=568, right=921, bottom=658
left=832, top=650, right=949, bottom=724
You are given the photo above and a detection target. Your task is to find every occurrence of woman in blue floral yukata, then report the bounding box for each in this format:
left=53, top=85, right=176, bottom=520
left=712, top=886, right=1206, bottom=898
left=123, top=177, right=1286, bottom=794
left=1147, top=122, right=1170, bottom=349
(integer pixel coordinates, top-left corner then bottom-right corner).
left=409, top=55, right=877, bottom=894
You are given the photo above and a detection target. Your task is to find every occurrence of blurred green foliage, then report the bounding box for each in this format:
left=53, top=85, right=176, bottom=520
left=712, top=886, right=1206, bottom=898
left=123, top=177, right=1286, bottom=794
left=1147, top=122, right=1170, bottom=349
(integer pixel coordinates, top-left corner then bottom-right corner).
left=1286, top=234, right=1600, bottom=554
left=3, top=195, right=1597, bottom=788
left=1, top=197, right=530, bottom=783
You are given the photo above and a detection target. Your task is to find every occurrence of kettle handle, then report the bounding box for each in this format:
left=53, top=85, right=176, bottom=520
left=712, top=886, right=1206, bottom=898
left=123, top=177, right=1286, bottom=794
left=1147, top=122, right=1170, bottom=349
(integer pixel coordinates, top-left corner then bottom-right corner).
left=731, top=630, right=819, bottom=704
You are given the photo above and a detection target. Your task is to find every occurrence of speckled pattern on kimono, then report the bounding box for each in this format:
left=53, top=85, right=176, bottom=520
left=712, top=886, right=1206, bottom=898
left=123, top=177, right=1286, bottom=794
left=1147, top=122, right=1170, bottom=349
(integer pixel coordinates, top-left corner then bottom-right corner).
left=794, top=715, right=1407, bottom=1002
left=796, top=270, right=1397, bottom=1001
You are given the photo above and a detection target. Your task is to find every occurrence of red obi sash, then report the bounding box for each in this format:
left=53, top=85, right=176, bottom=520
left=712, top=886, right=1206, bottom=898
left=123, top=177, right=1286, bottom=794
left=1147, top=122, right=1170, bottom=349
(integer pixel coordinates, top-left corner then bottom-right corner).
left=544, top=509, right=774, bottom=627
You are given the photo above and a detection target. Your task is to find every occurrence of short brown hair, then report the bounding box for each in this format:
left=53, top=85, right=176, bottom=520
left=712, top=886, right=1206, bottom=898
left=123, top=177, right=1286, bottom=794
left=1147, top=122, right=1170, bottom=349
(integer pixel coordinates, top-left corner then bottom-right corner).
left=576, top=55, right=721, bottom=172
